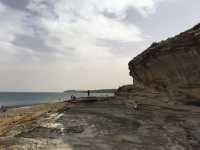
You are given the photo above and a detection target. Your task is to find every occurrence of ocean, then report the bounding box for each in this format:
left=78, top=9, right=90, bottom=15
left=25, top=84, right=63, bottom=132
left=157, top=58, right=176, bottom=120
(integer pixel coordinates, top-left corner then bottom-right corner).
left=0, top=92, right=114, bottom=107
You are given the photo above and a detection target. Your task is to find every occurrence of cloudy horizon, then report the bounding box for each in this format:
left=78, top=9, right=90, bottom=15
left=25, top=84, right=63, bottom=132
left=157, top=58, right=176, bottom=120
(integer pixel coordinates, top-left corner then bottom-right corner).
left=0, top=0, right=200, bottom=92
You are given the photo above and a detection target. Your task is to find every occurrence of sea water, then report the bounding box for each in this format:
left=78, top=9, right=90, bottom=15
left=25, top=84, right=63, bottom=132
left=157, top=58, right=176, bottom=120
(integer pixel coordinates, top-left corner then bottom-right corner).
left=0, top=92, right=114, bottom=107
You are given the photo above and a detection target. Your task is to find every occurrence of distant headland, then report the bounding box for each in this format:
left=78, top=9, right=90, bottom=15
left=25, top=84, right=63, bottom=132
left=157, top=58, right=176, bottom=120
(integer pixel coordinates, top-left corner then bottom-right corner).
left=64, top=89, right=116, bottom=93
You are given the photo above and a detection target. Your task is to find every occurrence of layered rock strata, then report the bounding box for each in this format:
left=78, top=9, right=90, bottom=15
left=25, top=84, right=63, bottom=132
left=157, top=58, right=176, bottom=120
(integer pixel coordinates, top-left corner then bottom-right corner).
left=129, top=23, right=200, bottom=103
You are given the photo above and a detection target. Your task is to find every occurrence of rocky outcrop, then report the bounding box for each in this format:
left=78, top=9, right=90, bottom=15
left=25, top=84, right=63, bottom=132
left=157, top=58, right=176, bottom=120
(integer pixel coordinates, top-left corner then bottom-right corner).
left=1, top=98, right=200, bottom=150
left=129, top=23, right=200, bottom=103
left=115, top=85, right=135, bottom=96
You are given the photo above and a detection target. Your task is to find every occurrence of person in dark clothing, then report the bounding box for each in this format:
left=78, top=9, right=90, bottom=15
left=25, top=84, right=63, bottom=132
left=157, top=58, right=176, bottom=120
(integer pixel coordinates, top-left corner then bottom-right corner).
left=71, top=95, right=76, bottom=101
left=0, top=105, right=7, bottom=113
left=87, top=90, right=90, bottom=97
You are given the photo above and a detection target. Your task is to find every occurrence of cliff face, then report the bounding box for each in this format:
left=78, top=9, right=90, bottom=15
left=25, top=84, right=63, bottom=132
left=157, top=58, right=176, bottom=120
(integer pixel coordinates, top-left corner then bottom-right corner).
left=129, top=23, right=200, bottom=102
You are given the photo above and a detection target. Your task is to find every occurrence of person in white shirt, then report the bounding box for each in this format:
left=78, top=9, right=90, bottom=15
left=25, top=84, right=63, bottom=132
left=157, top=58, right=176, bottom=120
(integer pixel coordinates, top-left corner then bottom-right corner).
left=133, top=101, right=139, bottom=112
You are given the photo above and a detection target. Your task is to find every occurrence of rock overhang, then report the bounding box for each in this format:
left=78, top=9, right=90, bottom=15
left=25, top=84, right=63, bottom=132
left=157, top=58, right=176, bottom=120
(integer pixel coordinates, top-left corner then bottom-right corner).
left=128, top=23, right=200, bottom=101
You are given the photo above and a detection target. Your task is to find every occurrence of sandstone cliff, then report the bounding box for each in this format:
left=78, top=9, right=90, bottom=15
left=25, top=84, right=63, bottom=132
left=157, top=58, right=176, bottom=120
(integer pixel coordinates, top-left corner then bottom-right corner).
left=128, top=23, right=200, bottom=103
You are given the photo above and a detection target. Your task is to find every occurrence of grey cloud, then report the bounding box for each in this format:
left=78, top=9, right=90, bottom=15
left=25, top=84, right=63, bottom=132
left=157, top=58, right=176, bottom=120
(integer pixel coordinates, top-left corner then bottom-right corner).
left=96, top=38, right=150, bottom=57
left=27, top=1, right=58, bottom=19
left=100, top=6, right=144, bottom=22
left=123, top=0, right=200, bottom=41
left=12, top=33, right=77, bottom=62
left=12, top=34, right=57, bottom=53
left=101, top=10, right=118, bottom=19
left=0, top=0, right=75, bottom=62
left=0, top=0, right=30, bottom=10
left=123, top=7, right=144, bottom=24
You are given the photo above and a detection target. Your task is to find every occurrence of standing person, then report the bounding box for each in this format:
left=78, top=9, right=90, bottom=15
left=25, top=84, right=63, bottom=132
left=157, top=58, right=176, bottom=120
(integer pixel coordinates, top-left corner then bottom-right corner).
left=87, top=90, right=90, bottom=97
left=70, top=95, right=76, bottom=101
left=133, top=100, right=139, bottom=112
left=0, top=105, right=7, bottom=113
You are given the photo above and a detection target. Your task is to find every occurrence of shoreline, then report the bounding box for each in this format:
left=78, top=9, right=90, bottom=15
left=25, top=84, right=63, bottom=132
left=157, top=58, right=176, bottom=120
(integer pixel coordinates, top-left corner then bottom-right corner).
left=0, top=96, right=113, bottom=136
left=5, top=101, right=62, bottom=109
left=5, top=96, right=113, bottom=108
left=0, top=92, right=114, bottom=108
left=0, top=95, right=200, bottom=150
left=0, top=101, right=67, bottom=137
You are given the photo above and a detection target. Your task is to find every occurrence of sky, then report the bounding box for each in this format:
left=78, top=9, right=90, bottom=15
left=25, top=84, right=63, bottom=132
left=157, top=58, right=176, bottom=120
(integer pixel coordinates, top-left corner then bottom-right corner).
left=0, top=0, right=200, bottom=92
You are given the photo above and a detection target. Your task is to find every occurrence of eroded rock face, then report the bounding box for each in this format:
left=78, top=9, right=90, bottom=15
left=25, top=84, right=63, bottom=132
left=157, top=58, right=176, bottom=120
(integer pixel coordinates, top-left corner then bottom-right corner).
left=129, top=23, right=200, bottom=102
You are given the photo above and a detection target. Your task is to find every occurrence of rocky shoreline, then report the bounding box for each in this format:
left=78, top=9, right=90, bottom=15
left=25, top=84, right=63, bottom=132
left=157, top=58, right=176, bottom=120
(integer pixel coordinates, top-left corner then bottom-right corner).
left=1, top=23, right=200, bottom=150
left=0, top=102, right=67, bottom=137
left=0, top=96, right=199, bottom=150
left=0, top=97, right=108, bottom=136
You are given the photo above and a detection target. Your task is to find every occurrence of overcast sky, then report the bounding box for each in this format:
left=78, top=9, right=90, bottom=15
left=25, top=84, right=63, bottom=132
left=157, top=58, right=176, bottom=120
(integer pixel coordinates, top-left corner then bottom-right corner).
left=0, top=0, right=199, bottom=92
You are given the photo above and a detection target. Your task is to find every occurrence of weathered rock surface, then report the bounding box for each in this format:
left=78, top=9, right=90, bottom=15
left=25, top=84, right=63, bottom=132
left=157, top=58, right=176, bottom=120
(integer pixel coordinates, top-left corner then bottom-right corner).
left=129, top=23, right=200, bottom=103
left=1, top=99, right=200, bottom=150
